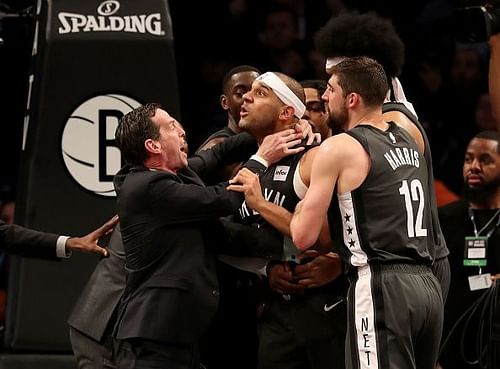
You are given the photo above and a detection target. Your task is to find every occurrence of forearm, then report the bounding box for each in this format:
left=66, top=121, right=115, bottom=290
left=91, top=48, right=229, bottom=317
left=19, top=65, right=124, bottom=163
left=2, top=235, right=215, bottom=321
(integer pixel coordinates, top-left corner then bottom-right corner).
left=189, top=133, right=257, bottom=179
left=290, top=201, right=321, bottom=250
left=1, top=223, right=59, bottom=258
left=252, top=199, right=292, bottom=236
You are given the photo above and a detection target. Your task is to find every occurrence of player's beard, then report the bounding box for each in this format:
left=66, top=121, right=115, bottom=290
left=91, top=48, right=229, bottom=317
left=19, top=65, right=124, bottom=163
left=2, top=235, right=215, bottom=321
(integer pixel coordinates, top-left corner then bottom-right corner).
left=328, top=104, right=349, bottom=132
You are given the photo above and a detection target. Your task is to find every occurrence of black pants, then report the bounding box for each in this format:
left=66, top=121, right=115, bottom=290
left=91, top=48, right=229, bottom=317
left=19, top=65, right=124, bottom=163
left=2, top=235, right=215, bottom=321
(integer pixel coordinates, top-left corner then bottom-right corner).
left=258, top=285, right=347, bottom=369
left=199, top=262, right=261, bottom=369
left=432, top=256, right=451, bottom=303
left=69, top=326, right=116, bottom=369
left=346, top=264, right=443, bottom=369
left=115, top=338, right=200, bottom=369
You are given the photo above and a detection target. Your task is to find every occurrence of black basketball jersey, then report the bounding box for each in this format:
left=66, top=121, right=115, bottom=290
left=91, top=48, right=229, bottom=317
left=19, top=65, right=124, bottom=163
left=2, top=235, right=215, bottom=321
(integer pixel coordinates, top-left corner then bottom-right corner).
left=235, top=143, right=317, bottom=262
left=237, top=142, right=317, bottom=228
left=382, top=102, right=449, bottom=260
left=328, top=122, right=434, bottom=267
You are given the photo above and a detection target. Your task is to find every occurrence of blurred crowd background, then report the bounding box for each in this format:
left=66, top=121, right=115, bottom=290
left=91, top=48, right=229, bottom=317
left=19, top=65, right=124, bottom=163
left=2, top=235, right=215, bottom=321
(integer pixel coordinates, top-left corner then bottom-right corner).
left=0, top=0, right=495, bottom=220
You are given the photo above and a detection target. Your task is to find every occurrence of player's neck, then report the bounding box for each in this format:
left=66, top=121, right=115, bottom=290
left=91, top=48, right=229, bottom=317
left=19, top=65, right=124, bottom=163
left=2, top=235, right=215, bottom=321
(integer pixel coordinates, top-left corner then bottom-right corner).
left=349, top=109, right=387, bottom=131
left=227, top=116, right=241, bottom=134
left=144, top=156, right=177, bottom=175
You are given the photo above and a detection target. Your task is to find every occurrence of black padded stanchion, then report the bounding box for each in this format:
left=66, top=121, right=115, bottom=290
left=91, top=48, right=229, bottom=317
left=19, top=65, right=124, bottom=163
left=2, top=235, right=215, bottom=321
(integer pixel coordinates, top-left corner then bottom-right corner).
left=6, top=0, right=179, bottom=354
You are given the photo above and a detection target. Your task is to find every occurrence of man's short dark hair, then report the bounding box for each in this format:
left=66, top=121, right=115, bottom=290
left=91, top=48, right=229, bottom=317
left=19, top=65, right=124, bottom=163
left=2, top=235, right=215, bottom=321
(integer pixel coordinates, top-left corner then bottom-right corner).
left=315, top=11, right=404, bottom=78
left=330, top=57, right=389, bottom=107
left=300, top=79, right=327, bottom=95
left=474, top=130, right=500, bottom=154
left=115, top=103, right=161, bottom=165
left=222, top=65, right=261, bottom=93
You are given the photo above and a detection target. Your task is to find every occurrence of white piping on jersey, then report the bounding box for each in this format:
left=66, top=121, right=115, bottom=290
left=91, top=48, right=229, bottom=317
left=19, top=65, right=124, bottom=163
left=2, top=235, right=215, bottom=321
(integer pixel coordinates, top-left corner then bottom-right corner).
left=354, top=265, right=379, bottom=369
left=293, top=160, right=308, bottom=199
left=338, top=191, right=368, bottom=267
left=384, top=77, right=418, bottom=119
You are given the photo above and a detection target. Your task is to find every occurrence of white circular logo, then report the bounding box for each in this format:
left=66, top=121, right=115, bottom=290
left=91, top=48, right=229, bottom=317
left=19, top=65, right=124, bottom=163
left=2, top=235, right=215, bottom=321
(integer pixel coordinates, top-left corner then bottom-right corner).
left=97, top=0, right=120, bottom=16
left=61, top=94, right=141, bottom=197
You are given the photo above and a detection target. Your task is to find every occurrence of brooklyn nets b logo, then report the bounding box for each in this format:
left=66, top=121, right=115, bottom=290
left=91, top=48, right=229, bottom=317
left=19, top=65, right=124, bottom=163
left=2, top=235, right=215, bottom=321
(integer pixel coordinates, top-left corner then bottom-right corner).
left=61, top=94, right=141, bottom=197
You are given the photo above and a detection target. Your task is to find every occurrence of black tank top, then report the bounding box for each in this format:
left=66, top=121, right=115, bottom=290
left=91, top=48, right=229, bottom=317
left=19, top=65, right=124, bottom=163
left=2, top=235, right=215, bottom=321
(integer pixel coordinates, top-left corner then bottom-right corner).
left=328, top=122, right=434, bottom=267
left=237, top=142, right=316, bottom=227
left=382, top=102, right=449, bottom=260
left=236, top=143, right=317, bottom=262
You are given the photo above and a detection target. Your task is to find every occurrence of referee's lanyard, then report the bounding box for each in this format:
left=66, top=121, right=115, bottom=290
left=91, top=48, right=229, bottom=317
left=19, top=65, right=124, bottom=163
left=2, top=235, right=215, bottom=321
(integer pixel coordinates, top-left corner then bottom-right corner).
left=464, top=208, right=500, bottom=273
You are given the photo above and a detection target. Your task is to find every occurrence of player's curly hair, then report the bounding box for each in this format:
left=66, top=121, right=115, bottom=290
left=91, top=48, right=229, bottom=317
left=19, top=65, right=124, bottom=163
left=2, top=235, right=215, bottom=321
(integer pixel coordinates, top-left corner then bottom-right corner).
left=314, top=10, right=405, bottom=78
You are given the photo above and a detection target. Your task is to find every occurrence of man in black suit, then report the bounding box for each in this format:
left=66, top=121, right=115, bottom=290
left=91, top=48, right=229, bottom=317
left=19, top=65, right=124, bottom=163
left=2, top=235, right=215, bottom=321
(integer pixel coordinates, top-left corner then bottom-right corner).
left=0, top=216, right=116, bottom=258
left=68, top=119, right=294, bottom=369
left=68, top=122, right=303, bottom=369
left=111, top=103, right=304, bottom=369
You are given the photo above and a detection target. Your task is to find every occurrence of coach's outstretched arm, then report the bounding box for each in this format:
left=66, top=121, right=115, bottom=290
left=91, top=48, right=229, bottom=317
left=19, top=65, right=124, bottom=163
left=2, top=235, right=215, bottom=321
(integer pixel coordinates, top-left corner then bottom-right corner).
left=0, top=215, right=117, bottom=258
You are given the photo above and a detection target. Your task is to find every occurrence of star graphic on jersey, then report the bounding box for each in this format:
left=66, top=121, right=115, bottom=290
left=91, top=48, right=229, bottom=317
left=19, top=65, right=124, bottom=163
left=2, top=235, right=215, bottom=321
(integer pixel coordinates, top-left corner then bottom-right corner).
left=347, top=226, right=353, bottom=235
left=348, top=239, right=356, bottom=248
left=344, top=213, right=351, bottom=223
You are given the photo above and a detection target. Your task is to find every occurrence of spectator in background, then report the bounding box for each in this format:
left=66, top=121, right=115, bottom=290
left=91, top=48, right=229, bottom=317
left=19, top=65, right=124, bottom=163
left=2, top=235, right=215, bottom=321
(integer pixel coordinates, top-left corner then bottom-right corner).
left=256, top=0, right=337, bottom=42
left=489, top=34, right=500, bottom=130
left=411, top=48, right=449, bottom=141
left=432, top=44, right=489, bottom=194
left=474, top=93, right=498, bottom=132
left=438, top=130, right=500, bottom=368
left=255, top=3, right=313, bottom=80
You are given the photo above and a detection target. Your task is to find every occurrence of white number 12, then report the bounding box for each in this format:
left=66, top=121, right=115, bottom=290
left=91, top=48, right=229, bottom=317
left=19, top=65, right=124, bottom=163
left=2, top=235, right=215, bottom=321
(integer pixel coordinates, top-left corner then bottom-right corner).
left=399, top=179, right=428, bottom=237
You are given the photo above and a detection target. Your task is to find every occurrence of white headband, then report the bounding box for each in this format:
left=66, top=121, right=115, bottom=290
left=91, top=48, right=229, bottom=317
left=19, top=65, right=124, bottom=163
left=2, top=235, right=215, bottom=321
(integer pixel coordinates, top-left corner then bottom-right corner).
left=256, top=72, right=305, bottom=118
left=325, top=57, right=346, bottom=70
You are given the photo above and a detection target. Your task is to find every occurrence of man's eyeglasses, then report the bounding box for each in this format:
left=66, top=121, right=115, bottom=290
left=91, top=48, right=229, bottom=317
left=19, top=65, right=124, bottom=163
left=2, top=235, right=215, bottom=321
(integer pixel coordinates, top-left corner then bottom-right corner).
left=306, top=101, right=325, bottom=113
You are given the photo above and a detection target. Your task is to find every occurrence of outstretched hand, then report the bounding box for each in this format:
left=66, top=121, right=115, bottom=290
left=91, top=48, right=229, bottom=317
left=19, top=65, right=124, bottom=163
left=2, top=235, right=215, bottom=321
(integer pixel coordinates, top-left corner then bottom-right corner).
left=227, top=168, right=264, bottom=209
left=256, top=129, right=304, bottom=165
left=65, top=215, right=119, bottom=257
left=295, top=119, right=321, bottom=145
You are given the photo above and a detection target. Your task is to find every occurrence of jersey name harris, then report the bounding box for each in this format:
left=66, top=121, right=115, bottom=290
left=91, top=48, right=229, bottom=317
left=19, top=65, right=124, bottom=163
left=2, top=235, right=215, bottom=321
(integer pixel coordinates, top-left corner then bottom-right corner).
left=383, top=147, right=420, bottom=171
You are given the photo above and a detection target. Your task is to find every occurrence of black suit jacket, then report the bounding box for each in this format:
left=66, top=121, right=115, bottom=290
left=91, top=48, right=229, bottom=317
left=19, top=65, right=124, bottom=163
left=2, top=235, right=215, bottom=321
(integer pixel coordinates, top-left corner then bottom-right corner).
left=114, top=163, right=246, bottom=343
left=68, top=132, right=272, bottom=343
left=67, top=224, right=125, bottom=341
left=0, top=220, right=59, bottom=258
